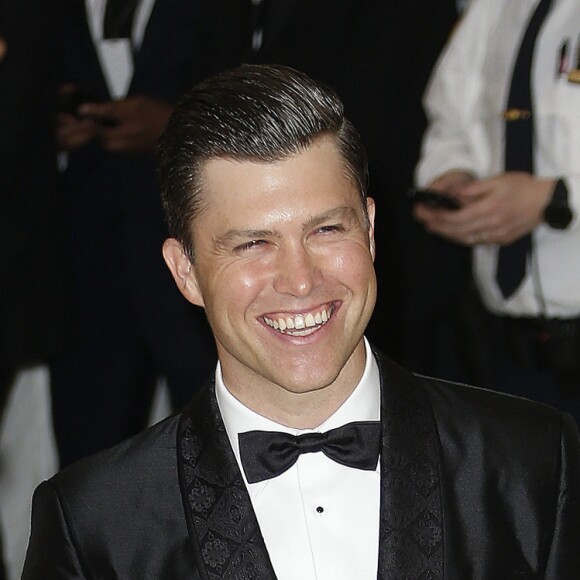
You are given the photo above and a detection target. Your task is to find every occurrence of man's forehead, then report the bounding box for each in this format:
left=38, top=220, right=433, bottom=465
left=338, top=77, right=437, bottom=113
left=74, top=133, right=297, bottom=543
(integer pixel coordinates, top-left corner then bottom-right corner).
left=199, top=155, right=357, bottom=212
left=190, top=143, right=364, bottom=244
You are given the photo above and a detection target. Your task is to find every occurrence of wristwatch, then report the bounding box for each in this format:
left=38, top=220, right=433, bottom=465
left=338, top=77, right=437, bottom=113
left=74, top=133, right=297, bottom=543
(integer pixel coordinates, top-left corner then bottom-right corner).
left=543, top=179, right=573, bottom=229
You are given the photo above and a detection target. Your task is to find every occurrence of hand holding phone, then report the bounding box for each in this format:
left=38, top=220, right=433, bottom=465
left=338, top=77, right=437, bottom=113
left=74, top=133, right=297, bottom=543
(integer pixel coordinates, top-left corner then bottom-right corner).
left=58, top=87, right=100, bottom=117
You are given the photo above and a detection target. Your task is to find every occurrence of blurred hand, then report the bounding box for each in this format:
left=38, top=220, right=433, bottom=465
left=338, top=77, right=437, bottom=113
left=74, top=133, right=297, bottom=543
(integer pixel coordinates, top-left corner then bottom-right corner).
left=414, top=171, right=554, bottom=246
left=56, top=84, right=100, bottom=151
left=78, top=96, right=173, bottom=154
left=56, top=114, right=100, bottom=151
left=428, top=169, right=474, bottom=196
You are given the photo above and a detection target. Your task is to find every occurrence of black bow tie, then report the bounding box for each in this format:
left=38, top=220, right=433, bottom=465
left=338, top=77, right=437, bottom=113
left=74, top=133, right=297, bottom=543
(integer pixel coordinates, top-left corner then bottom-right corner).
left=238, top=421, right=381, bottom=484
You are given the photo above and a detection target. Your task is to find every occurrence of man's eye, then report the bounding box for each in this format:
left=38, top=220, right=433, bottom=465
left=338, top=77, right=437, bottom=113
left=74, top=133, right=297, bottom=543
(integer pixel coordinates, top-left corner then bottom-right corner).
left=316, top=224, right=345, bottom=235
left=235, top=239, right=267, bottom=253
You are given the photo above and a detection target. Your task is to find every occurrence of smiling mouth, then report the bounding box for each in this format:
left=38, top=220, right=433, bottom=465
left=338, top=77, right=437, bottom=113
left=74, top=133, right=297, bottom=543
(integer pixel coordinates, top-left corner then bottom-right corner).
left=263, top=304, right=336, bottom=336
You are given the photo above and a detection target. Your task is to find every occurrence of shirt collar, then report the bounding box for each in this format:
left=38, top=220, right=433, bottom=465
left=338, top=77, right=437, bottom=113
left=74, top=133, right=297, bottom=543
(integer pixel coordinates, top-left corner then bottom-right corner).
left=216, top=338, right=380, bottom=473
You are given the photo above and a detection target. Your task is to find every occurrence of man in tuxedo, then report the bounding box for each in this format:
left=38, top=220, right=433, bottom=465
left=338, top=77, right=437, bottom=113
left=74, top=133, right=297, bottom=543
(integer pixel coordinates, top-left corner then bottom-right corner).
left=23, top=64, right=580, bottom=579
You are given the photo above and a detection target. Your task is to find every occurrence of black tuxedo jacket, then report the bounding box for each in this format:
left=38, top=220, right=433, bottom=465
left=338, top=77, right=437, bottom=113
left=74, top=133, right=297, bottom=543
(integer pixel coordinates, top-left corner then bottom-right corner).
left=23, top=351, right=580, bottom=579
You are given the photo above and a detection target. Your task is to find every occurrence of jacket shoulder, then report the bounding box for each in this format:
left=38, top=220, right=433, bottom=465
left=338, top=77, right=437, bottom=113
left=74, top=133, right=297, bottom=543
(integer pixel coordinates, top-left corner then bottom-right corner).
left=417, top=373, right=580, bottom=499
left=23, top=414, right=196, bottom=579
left=374, top=347, right=578, bottom=474
left=51, top=412, right=182, bottom=497
left=420, top=373, right=574, bottom=440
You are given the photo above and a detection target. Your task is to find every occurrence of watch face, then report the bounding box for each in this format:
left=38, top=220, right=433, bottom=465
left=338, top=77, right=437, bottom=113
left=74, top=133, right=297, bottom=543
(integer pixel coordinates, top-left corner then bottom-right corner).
left=544, top=204, right=573, bottom=229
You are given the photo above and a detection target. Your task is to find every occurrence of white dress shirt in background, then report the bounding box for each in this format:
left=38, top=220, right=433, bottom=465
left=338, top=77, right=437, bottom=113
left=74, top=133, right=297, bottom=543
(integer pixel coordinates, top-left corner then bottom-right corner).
left=85, top=0, right=155, bottom=98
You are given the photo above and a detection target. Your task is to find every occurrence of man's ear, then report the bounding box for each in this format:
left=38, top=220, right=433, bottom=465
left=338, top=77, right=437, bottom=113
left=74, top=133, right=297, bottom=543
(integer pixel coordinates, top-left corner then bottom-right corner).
left=162, top=238, right=205, bottom=307
left=366, top=197, right=376, bottom=261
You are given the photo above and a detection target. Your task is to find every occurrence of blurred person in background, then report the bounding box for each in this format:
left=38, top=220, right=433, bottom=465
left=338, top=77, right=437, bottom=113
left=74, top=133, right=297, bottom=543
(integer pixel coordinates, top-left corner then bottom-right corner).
left=414, top=0, right=580, bottom=424
left=48, top=0, right=246, bottom=468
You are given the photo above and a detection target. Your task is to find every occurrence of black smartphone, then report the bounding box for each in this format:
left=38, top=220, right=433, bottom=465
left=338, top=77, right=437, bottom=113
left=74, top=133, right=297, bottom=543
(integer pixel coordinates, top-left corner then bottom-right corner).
left=408, top=188, right=461, bottom=210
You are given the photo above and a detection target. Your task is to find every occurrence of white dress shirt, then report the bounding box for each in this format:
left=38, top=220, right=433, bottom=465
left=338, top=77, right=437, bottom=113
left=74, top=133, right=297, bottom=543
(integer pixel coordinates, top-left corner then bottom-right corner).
left=416, top=0, right=580, bottom=318
left=216, top=338, right=381, bottom=580
left=85, top=0, right=155, bottom=98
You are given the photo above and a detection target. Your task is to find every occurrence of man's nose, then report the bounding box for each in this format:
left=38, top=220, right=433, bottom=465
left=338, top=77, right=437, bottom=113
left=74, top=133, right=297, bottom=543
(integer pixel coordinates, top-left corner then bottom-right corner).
left=272, top=243, right=323, bottom=297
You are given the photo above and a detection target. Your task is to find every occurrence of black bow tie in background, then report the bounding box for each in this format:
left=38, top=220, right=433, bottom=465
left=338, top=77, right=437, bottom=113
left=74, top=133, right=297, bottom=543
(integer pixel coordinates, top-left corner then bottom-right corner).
left=238, top=421, right=381, bottom=484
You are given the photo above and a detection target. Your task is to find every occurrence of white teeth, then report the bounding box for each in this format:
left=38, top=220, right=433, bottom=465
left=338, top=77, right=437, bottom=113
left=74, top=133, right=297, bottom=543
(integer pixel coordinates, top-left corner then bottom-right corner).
left=263, top=306, right=334, bottom=334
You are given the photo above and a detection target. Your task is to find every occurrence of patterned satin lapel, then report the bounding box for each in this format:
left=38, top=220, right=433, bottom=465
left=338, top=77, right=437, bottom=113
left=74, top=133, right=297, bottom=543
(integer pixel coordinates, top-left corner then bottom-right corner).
left=177, top=379, right=277, bottom=579
left=375, top=350, right=444, bottom=579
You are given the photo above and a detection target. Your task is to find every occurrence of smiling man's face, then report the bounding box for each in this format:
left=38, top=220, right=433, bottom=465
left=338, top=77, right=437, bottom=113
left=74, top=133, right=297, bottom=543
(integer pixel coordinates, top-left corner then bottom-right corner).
left=163, top=136, right=376, bottom=424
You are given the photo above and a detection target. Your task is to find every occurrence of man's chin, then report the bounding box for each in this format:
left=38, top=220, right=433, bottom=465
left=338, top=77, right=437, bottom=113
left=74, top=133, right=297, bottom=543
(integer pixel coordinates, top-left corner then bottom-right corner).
left=266, top=363, right=344, bottom=396
left=270, top=339, right=365, bottom=391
